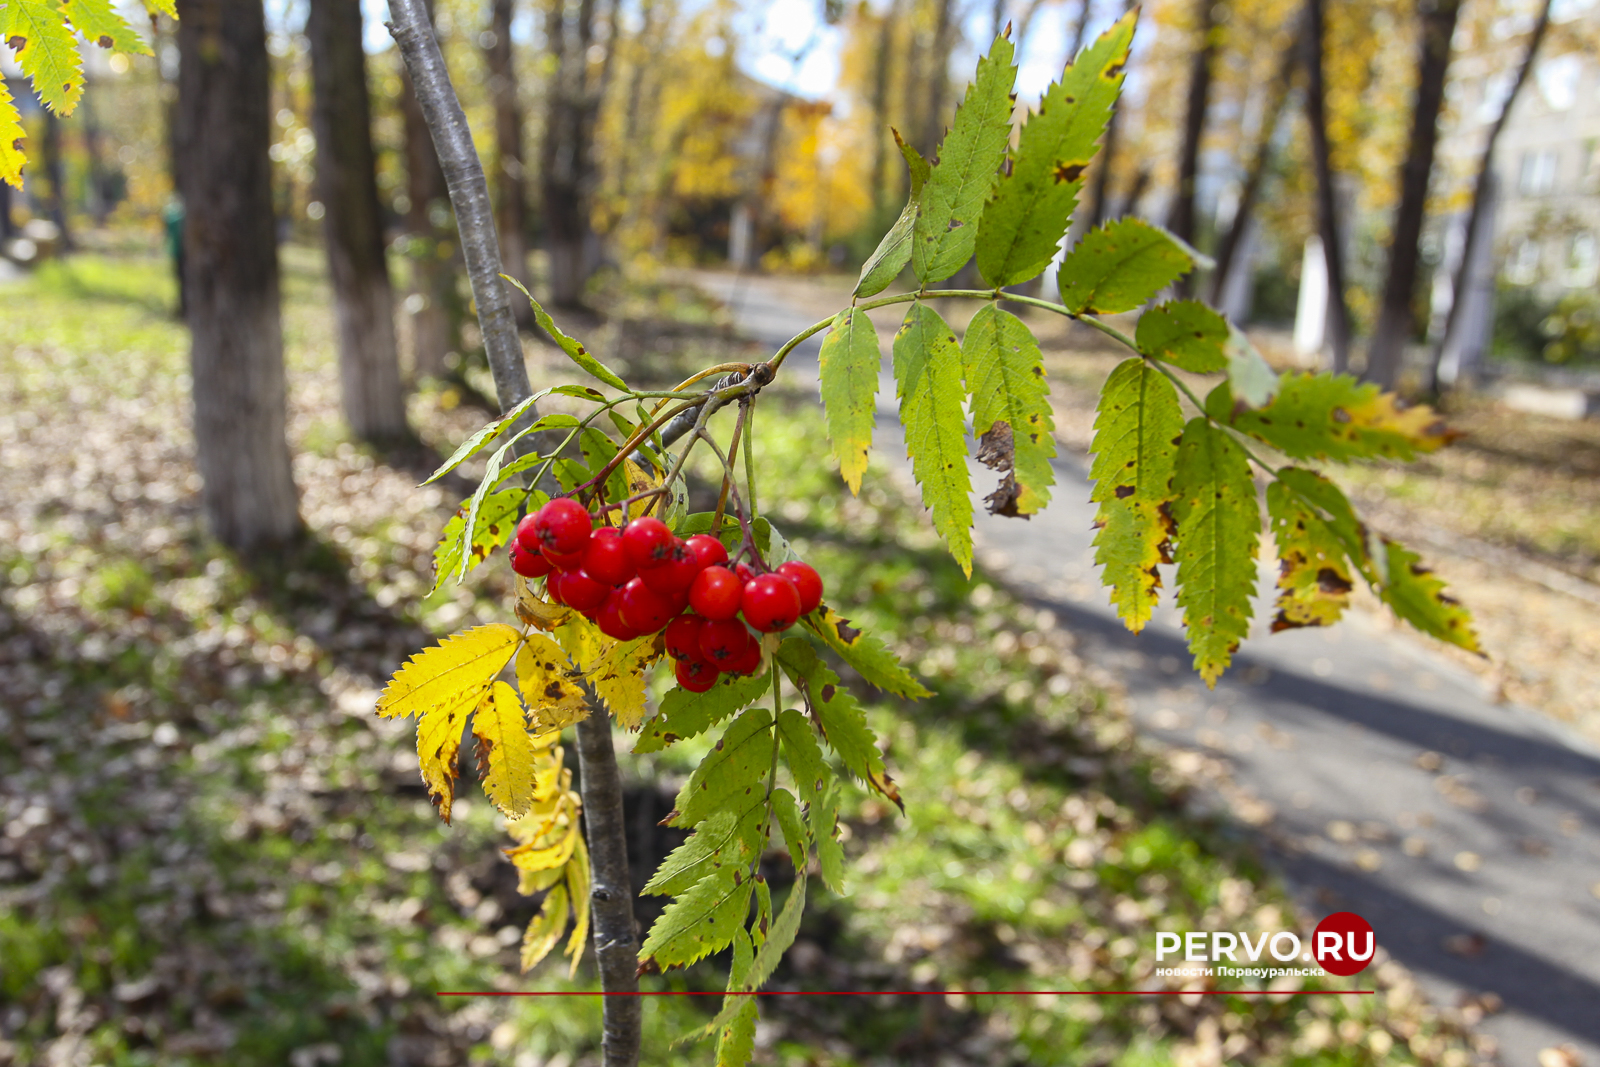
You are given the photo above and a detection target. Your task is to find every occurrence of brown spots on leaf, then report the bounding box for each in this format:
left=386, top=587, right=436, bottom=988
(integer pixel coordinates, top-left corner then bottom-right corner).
left=1052, top=160, right=1087, bottom=183
left=1331, top=407, right=1352, bottom=424
left=1105, top=61, right=1126, bottom=79
left=7, top=36, right=25, bottom=52
left=97, top=35, right=113, bottom=48
left=820, top=683, right=836, bottom=703
left=946, top=218, right=964, bottom=231
left=1316, top=567, right=1353, bottom=595
left=542, top=681, right=565, bottom=699
left=1114, top=484, right=1135, bottom=498
left=832, top=616, right=861, bottom=643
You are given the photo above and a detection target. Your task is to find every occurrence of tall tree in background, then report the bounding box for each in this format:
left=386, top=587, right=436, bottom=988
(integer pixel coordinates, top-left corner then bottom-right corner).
left=542, top=0, right=612, bottom=308
left=486, top=0, right=533, bottom=324
left=40, top=110, right=72, bottom=249
left=1425, top=0, right=1553, bottom=392
left=868, top=0, right=901, bottom=214
left=916, top=0, right=956, bottom=159
left=1364, top=0, right=1464, bottom=389
left=1303, top=0, right=1353, bottom=373
left=176, top=0, right=302, bottom=549
left=1166, top=0, right=1225, bottom=260
left=400, top=0, right=456, bottom=379
left=308, top=0, right=410, bottom=443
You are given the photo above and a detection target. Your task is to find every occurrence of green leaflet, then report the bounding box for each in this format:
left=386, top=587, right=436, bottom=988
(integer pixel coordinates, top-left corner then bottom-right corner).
left=818, top=308, right=881, bottom=495
left=775, top=708, right=827, bottom=813
left=777, top=638, right=900, bottom=810
left=961, top=304, right=1057, bottom=516
left=1265, top=474, right=1357, bottom=632
left=431, top=488, right=525, bottom=594
left=579, top=426, right=631, bottom=505
left=746, top=875, right=805, bottom=992
left=1229, top=372, right=1455, bottom=462
left=976, top=12, right=1135, bottom=288
left=1171, top=419, right=1260, bottom=687
left=913, top=33, right=1017, bottom=284
left=894, top=303, right=974, bottom=575
left=643, top=807, right=766, bottom=898
left=2, top=0, right=84, bottom=114
left=1378, top=540, right=1481, bottom=654
left=503, top=275, right=629, bottom=391
left=1058, top=218, right=1195, bottom=315
left=1223, top=327, right=1280, bottom=409
left=770, top=787, right=809, bottom=872
left=714, top=991, right=758, bottom=1064
left=634, top=670, right=771, bottom=753
left=1136, top=300, right=1229, bottom=373
left=855, top=131, right=930, bottom=298
left=638, top=864, right=754, bottom=970
left=60, top=0, right=151, bottom=55
left=802, top=606, right=930, bottom=699
left=458, top=424, right=544, bottom=581
left=813, top=781, right=846, bottom=893
left=666, top=707, right=775, bottom=829
left=1089, top=358, right=1184, bottom=632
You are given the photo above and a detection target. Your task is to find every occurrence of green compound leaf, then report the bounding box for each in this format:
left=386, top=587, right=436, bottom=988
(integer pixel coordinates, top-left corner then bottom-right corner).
left=1265, top=471, right=1359, bottom=632
left=1171, top=419, right=1260, bottom=687
left=1229, top=372, right=1458, bottom=462
left=1377, top=539, right=1481, bottom=654
left=2, top=0, right=84, bottom=114
left=976, top=11, right=1135, bottom=288
left=504, top=275, right=629, bottom=392
left=634, top=670, right=771, bottom=754
left=643, top=807, right=767, bottom=898
left=894, top=302, right=973, bottom=576
left=60, top=0, right=151, bottom=55
left=1089, top=358, right=1184, bottom=632
left=431, top=488, right=526, bottom=594
left=961, top=304, right=1056, bottom=516
left=818, top=307, right=882, bottom=495
left=777, top=638, right=900, bottom=811
left=639, top=864, right=755, bottom=971
left=666, top=707, right=775, bottom=829
left=913, top=32, right=1017, bottom=284
left=1136, top=299, right=1229, bottom=373
left=1058, top=218, right=1196, bottom=315
left=803, top=605, right=931, bottom=699
left=855, top=130, right=930, bottom=298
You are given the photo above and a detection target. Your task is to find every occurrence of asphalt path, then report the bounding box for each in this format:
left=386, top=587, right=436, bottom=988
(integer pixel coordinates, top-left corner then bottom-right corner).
left=695, top=271, right=1600, bottom=1066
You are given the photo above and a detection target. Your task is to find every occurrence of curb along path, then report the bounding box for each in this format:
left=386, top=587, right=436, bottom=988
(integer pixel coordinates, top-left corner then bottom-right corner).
left=692, top=270, right=1600, bottom=1067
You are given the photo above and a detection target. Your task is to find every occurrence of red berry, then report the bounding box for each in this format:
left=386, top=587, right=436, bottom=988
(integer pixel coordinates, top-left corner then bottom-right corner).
left=541, top=543, right=587, bottom=572
left=622, top=516, right=673, bottom=569
left=684, top=534, right=729, bottom=569
left=532, top=497, right=592, bottom=555
left=663, top=615, right=705, bottom=661
left=513, top=513, right=541, bottom=553
left=776, top=561, right=824, bottom=615
left=742, top=574, right=802, bottom=633
left=675, top=657, right=718, bottom=693
left=640, top=539, right=700, bottom=597
left=726, top=637, right=763, bottom=677
left=510, top=539, right=553, bottom=578
left=596, top=591, right=641, bottom=641
left=733, top=561, right=756, bottom=583
left=582, top=527, right=635, bottom=587
left=555, top=569, right=608, bottom=614
left=618, top=577, right=678, bottom=634
left=699, top=618, right=753, bottom=666
left=546, top=571, right=567, bottom=606
left=689, top=566, right=743, bottom=621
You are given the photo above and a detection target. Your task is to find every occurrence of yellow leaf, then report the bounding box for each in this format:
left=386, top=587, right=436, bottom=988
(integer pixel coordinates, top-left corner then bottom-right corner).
left=564, top=836, right=591, bottom=977
left=415, top=683, right=479, bottom=823
left=0, top=80, right=24, bottom=188
left=140, top=0, right=176, bottom=18
left=377, top=624, right=522, bottom=721
left=514, top=575, right=573, bottom=631
left=620, top=458, right=661, bottom=523
left=60, top=0, right=152, bottom=56
left=553, top=612, right=609, bottom=673
left=516, top=635, right=590, bottom=730
left=2, top=0, right=85, bottom=114
left=588, top=635, right=662, bottom=730
left=506, top=818, right=580, bottom=873
left=520, top=882, right=570, bottom=973
left=471, top=680, right=542, bottom=818
left=517, top=864, right=565, bottom=896
left=531, top=733, right=566, bottom=801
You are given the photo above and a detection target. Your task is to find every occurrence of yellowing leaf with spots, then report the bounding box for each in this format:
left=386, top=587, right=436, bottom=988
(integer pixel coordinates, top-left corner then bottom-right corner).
left=1229, top=372, right=1458, bottom=463
left=1, top=80, right=25, bottom=189
left=586, top=635, right=662, bottom=730
left=2, top=0, right=85, bottom=115
left=818, top=307, right=881, bottom=495
left=514, top=575, right=573, bottom=631
left=1266, top=470, right=1360, bottom=631
left=1377, top=539, right=1480, bottom=654
left=471, top=680, right=541, bottom=817
left=61, top=0, right=152, bottom=55
left=961, top=304, right=1056, bottom=516
left=893, top=302, right=973, bottom=575
left=516, top=635, right=590, bottom=730
left=1089, top=359, right=1183, bottom=632
left=520, top=882, right=570, bottom=973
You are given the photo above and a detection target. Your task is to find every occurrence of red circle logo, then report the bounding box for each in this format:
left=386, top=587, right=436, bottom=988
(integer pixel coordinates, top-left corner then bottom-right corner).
left=1312, top=912, right=1376, bottom=976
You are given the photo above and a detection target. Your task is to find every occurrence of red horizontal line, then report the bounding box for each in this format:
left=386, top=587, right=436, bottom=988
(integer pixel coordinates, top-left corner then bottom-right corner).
left=436, top=989, right=1374, bottom=997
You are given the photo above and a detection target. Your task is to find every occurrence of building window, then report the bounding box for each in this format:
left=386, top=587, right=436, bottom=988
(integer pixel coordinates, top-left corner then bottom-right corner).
left=1519, top=150, right=1559, bottom=195
left=1507, top=237, right=1542, bottom=284
left=1567, top=234, right=1598, bottom=289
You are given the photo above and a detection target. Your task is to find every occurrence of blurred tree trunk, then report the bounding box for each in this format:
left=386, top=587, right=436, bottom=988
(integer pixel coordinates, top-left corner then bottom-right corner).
left=309, top=0, right=410, bottom=444
left=1085, top=96, right=1120, bottom=230
left=0, top=180, right=13, bottom=241
left=1166, top=0, right=1224, bottom=264
left=176, top=0, right=302, bottom=550
left=1364, top=0, right=1464, bottom=390
left=1302, top=0, right=1351, bottom=373
left=40, top=110, right=72, bottom=251
left=400, top=0, right=456, bottom=380
left=917, top=0, right=955, bottom=159
left=1425, top=0, right=1552, bottom=393
left=542, top=0, right=606, bottom=309
left=82, top=78, right=111, bottom=227
left=486, top=0, right=533, bottom=327
left=1209, top=17, right=1302, bottom=307
left=868, top=0, right=901, bottom=213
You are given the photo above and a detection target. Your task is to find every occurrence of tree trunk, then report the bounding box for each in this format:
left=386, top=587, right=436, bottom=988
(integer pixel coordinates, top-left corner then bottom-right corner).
left=1302, top=0, right=1352, bottom=373
left=176, top=0, right=303, bottom=550
left=0, top=181, right=13, bottom=241
left=1166, top=0, right=1223, bottom=256
left=309, top=0, right=410, bottom=444
left=400, top=0, right=456, bottom=380
left=1209, top=16, right=1302, bottom=307
left=40, top=110, right=72, bottom=251
left=868, top=0, right=900, bottom=214
left=917, top=0, right=955, bottom=160
left=83, top=77, right=111, bottom=227
left=1363, top=0, right=1464, bottom=390
left=542, top=0, right=604, bottom=309
left=1424, top=0, right=1552, bottom=394
left=486, top=0, right=533, bottom=326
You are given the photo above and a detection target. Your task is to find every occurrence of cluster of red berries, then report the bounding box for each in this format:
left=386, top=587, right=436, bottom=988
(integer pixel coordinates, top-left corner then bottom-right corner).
left=510, top=497, right=824, bottom=692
